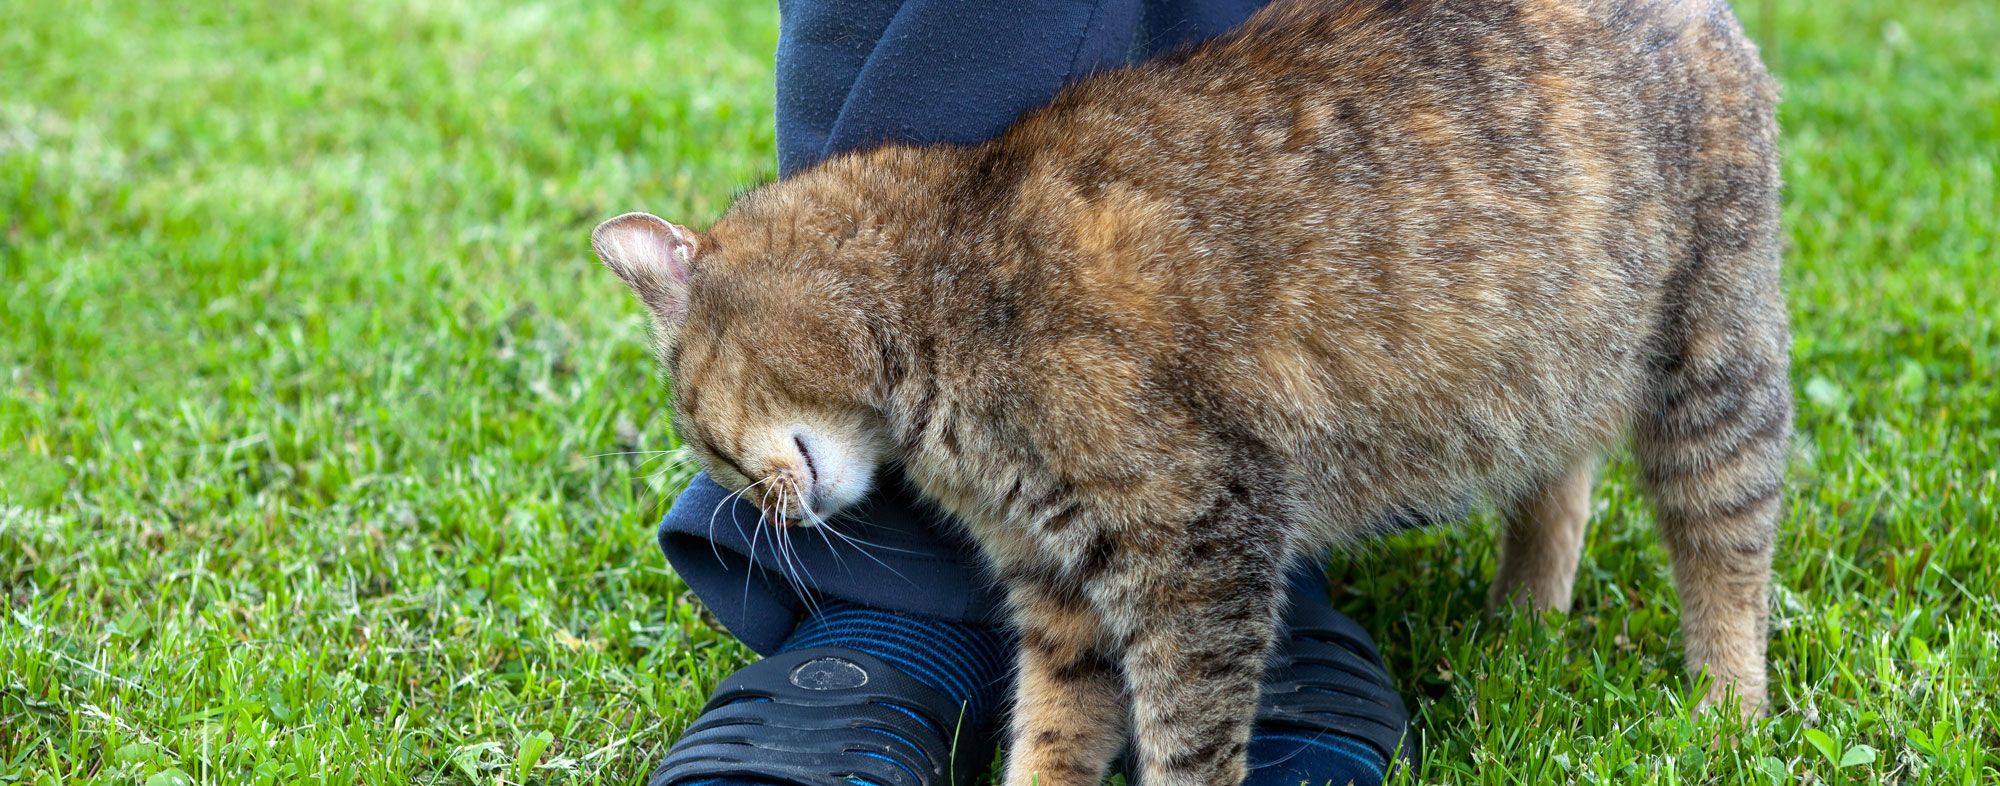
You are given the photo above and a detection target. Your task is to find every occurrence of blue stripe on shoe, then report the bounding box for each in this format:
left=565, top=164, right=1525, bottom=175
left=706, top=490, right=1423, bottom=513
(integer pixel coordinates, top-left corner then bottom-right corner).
left=793, top=608, right=1005, bottom=674
left=858, top=725, right=926, bottom=758
left=777, top=602, right=1010, bottom=723
left=787, top=609, right=993, bottom=655
left=789, top=626, right=984, bottom=708
left=849, top=751, right=922, bottom=783
left=1248, top=731, right=1388, bottom=785
left=872, top=700, right=940, bottom=736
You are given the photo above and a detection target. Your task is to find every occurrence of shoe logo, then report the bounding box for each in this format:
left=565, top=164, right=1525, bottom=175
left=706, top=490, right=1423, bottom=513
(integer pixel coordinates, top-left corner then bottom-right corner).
left=790, top=656, right=869, bottom=691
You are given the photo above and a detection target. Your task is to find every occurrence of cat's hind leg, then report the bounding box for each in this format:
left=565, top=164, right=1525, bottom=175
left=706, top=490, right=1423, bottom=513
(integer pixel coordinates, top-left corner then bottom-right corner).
left=1636, top=110, right=1789, bottom=717
left=1489, top=457, right=1599, bottom=612
left=1636, top=292, right=1790, bottom=718
left=1637, top=29, right=1787, bottom=718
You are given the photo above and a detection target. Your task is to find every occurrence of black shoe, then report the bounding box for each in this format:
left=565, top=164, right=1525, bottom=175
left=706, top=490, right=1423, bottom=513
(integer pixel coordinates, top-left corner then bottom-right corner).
left=649, top=647, right=999, bottom=786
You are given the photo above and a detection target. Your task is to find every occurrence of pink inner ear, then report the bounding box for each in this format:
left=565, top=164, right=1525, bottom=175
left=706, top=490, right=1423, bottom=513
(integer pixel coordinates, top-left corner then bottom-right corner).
left=593, top=212, right=698, bottom=289
left=663, top=222, right=698, bottom=283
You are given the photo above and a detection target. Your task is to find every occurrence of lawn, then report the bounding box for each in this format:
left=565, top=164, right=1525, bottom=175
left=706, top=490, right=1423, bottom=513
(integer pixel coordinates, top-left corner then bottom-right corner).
left=1, top=0, right=1994, bottom=783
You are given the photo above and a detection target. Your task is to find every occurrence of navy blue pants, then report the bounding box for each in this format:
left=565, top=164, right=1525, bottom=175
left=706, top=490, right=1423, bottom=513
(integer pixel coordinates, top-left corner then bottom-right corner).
left=661, top=0, right=1280, bottom=654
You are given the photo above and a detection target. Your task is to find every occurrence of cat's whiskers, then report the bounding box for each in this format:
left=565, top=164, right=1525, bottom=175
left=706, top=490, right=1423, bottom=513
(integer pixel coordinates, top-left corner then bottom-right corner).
left=775, top=483, right=825, bottom=617
left=816, top=511, right=924, bottom=556
left=779, top=477, right=825, bottom=561
left=758, top=480, right=781, bottom=528
left=742, top=481, right=775, bottom=614
left=588, top=446, right=700, bottom=475
left=760, top=480, right=795, bottom=574
left=583, top=447, right=686, bottom=462
left=798, top=496, right=916, bottom=586
left=708, top=476, right=771, bottom=568
left=754, top=478, right=825, bottom=615
left=590, top=446, right=701, bottom=503
left=806, top=519, right=851, bottom=573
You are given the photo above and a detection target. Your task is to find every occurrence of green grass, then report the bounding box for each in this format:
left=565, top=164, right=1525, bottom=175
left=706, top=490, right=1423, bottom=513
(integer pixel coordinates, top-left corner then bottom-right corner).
left=1, top=0, right=1993, bottom=783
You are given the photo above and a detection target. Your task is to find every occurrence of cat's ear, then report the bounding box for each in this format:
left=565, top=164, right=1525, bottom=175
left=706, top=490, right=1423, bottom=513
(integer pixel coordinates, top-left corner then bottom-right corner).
left=591, top=212, right=699, bottom=326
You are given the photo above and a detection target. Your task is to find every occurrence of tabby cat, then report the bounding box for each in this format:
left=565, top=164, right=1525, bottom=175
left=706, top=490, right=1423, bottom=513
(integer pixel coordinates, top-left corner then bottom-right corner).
left=592, top=0, right=1788, bottom=783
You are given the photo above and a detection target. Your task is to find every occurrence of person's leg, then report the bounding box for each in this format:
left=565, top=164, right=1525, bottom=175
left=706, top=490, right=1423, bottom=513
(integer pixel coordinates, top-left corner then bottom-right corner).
left=1134, top=0, right=1272, bottom=56
left=775, top=0, right=1143, bottom=177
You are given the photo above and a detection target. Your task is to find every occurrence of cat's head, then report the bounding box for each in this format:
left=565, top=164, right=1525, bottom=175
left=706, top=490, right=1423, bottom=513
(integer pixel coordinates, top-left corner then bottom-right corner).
left=591, top=210, right=893, bottom=526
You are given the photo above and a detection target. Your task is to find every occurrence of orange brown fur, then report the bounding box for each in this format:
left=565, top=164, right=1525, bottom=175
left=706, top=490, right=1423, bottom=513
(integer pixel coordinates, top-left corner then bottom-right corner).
left=595, top=0, right=1788, bottom=783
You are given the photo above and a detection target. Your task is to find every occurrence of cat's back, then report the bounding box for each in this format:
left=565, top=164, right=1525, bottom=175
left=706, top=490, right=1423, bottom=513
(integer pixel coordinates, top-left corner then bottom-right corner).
left=991, top=0, right=1775, bottom=278
left=921, top=0, right=1780, bottom=524
left=966, top=0, right=1777, bottom=376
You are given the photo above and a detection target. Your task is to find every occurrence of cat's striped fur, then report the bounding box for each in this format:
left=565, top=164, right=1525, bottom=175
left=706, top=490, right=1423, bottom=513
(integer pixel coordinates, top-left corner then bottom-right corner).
left=593, top=0, right=1788, bottom=783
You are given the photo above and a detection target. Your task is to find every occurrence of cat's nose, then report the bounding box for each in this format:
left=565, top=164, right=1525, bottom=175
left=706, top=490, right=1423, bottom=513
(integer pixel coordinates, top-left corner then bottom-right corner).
left=789, top=433, right=818, bottom=493
left=753, top=449, right=821, bottom=526
left=774, top=432, right=828, bottom=524
left=751, top=465, right=812, bottom=525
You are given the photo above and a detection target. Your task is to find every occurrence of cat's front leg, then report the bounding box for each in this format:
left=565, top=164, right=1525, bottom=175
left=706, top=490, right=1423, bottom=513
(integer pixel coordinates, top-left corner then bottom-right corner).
left=1002, top=583, right=1129, bottom=786
left=1117, top=556, right=1288, bottom=786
